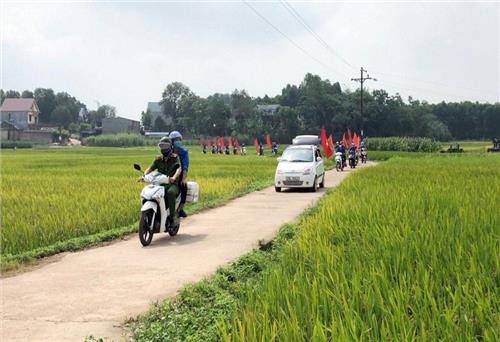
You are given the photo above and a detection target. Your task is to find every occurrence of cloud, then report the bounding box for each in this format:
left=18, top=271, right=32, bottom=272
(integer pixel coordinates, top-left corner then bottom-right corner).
left=2, top=1, right=498, bottom=121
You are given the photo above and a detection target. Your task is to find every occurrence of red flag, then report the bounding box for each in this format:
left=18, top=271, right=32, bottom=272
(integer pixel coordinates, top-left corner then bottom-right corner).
left=254, top=138, right=259, bottom=152
left=234, top=137, right=240, bottom=149
left=353, top=133, right=359, bottom=148
left=328, top=135, right=334, bottom=150
left=213, top=137, right=217, bottom=147
left=320, top=127, right=333, bottom=158
left=341, top=133, right=347, bottom=147
left=265, top=132, right=272, bottom=149
left=206, top=137, right=211, bottom=148
left=347, top=128, right=352, bottom=146
left=220, top=136, right=225, bottom=149
left=228, top=136, right=233, bottom=148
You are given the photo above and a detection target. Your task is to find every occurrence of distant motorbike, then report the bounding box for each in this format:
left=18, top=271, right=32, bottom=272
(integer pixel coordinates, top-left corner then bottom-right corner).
left=348, top=152, right=357, bottom=169
left=335, top=152, right=344, bottom=172
left=361, top=150, right=367, bottom=164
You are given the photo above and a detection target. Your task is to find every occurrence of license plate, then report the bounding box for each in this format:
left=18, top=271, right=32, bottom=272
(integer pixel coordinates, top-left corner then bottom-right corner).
left=286, top=176, right=300, bottom=181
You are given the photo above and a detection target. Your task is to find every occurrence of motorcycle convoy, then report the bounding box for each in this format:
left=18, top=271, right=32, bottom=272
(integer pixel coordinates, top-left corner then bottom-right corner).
left=335, top=143, right=367, bottom=172
left=134, top=135, right=365, bottom=246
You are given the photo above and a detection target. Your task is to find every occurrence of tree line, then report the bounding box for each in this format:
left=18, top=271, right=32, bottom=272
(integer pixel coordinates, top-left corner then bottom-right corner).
left=0, top=89, right=116, bottom=133
left=144, top=74, right=499, bottom=142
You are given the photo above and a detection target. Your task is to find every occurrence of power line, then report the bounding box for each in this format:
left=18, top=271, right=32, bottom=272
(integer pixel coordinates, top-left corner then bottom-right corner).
left=280, top=0, right=356, bottom=70
left=281, top=1, right=494, bottom=99
left=242, top=0, right=348, bottom=79
left=351, top=67, right=376, bottom=117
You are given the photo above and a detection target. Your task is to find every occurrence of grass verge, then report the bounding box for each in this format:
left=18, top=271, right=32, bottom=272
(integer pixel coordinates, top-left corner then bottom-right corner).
left=126, top=204, right=320, bottom=341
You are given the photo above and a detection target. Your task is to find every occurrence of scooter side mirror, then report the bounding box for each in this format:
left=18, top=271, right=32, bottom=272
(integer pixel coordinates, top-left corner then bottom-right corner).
left=134, top=163, right=141, bottom=171
left=316, top=157, right=322, bottom=162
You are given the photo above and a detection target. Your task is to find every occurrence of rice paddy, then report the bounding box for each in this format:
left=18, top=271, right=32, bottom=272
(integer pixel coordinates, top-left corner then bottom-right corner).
left=1, top=147, right=277, bottom=257
left=219, top=155, right=500, bottom=340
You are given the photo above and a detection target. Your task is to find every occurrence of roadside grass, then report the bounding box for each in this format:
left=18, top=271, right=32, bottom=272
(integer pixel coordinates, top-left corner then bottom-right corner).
left=1, top=147, right=278, bottom=269
left=127, top=217, right=311, bottom=341
left=128, top=154, right=498, bottom=341
left=219, top=155, right=499, bottom=340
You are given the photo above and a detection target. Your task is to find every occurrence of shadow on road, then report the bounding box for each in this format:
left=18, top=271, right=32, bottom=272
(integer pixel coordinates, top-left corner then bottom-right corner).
left=146, top=233, right=208, bottom=248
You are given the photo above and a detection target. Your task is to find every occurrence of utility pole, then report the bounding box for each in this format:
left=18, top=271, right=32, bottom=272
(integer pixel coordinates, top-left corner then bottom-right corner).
left=351, top=67, right=376, bottom=138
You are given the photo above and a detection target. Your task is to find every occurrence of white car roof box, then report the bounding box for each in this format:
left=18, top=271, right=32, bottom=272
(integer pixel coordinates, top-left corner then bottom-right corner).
left=292, top=135, right=319, bottom=146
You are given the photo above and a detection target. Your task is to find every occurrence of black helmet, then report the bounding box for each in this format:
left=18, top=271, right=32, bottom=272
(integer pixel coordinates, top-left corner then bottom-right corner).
left=158, top=136, right=173, bottom=157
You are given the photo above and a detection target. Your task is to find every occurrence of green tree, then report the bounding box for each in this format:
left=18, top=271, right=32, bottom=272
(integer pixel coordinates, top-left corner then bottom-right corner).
left=280, top=84, right=300, bottom=107
left=160, top=82, right=193, bottom=129
left=276, top=106, right=300, bottom=142
left=50, top=105, right=73, bottom=127
left=87, top=105, right=116, bottom=127
left=205, top=94, right=231, bottom=136
left=141, top=110, right=153, bottom=130
left=34, top=88, right=57, bottom=123
left=153, top=116, right=168, bottom=132
left=5, top=90, right=20, bottom=98
left=231, top=89, right=255, bottom=134
left=21, top=90, right=34, bottom=98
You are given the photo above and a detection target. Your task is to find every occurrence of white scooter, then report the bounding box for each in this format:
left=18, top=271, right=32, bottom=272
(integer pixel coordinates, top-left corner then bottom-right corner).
left=134, top=164, right=182, bottom=246
left=335, top=152, right=344, bottom=172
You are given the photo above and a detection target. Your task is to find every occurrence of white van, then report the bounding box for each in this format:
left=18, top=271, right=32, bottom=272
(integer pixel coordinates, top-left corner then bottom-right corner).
left=274, top=136, right=325, bottom=192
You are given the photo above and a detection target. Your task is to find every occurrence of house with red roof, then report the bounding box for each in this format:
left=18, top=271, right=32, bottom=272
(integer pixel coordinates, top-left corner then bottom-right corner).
left=0, top=98, right=40, bottom=130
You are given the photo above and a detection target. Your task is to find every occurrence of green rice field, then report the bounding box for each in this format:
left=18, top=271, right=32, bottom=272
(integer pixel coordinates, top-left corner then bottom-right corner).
left=1, top=147, right=278, bottom=258
left=219, top=155, right=499, bottom=340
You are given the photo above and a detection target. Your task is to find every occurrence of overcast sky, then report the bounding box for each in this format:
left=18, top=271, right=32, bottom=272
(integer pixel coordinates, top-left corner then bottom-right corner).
left=2, top=1, right=499, bottom=120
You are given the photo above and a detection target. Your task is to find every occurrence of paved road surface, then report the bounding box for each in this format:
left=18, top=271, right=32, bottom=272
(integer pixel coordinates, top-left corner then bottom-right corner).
left=1, top=163, right=374, bottom=341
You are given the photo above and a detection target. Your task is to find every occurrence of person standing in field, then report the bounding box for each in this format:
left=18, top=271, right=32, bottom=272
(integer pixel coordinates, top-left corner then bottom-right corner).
left=140, top=137, right=181, bottom=226
left=169, top=131, right=189, bottom=218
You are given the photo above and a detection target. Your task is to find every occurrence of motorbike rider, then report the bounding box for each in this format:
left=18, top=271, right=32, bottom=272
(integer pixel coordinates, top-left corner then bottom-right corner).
left=141, top=137, right=181, bottom=226
left=335, top=142, right=346, bottom=166
left=348, top=143, right=357, bottom=164
left=271, top=141, right=278, bottom=155
left=360, top=141, right=367, bottom=158
left=169, top=131, right=189, bottom=218
left=349, top=143, right=357, bottom=157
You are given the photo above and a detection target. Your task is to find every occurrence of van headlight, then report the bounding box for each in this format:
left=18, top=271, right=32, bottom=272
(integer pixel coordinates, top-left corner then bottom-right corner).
left=303, top=168, right=311, bottom=175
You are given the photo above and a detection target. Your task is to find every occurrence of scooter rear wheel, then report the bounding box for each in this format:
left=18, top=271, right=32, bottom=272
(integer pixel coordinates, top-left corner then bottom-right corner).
left=168, top=223, right=180, bottom=236
left=139, top=210, right=154, bottom=246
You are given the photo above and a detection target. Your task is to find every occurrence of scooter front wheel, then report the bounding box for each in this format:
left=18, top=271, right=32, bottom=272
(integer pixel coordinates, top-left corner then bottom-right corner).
left=139, top=210, right=154, bottom=246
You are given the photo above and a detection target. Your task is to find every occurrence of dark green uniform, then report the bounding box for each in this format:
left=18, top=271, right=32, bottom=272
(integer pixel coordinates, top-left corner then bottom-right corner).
left=149, top=155, right=180, bottom=218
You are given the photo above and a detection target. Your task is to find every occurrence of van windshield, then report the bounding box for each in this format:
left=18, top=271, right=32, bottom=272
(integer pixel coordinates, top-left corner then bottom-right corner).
left=281, top=148, right=313, bottom=162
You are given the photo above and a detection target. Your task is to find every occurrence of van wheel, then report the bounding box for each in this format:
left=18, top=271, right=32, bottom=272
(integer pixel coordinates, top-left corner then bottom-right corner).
left=275, top=186, right=282, bottom=192
left=319, top=175, right=325, bottom=188
left=139, top=210, right=154, bottom=246
left=310, top=177, right=317, bottom=192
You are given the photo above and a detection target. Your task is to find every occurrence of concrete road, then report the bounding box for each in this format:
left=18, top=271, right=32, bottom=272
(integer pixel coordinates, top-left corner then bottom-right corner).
left=0, top=163, right=374, bottom=341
